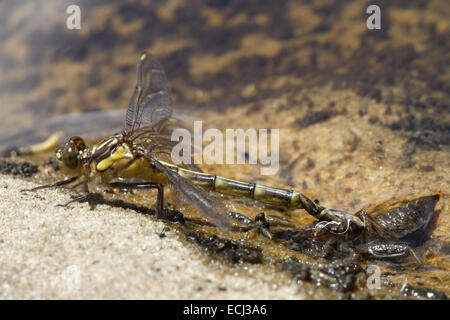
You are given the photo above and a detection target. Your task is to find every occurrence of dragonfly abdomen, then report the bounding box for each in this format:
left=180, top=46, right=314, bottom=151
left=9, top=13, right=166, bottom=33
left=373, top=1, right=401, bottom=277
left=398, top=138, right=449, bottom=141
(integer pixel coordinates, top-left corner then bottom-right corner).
left=168, top=164, right=304, bottom=208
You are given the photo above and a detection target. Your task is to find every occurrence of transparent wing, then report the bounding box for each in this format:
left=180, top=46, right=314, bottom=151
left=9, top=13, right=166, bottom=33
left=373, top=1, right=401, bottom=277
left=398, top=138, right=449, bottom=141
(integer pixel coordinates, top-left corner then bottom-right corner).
left=125, top=51, right=173, bottom=134
left=133, top=117, right=202, bottom=171
left=148, top=157, right=231, bottom=232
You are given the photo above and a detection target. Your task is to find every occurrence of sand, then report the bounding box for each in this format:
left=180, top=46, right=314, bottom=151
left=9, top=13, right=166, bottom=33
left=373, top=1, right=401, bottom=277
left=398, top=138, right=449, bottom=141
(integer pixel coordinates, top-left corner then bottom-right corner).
left=0, top=175, right=310, bottom=299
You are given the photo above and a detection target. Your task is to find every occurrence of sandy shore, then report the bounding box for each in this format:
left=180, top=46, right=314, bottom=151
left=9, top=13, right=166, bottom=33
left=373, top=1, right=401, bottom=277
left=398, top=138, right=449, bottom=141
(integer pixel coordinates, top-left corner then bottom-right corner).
left=0, top=175, right=313, bottom=299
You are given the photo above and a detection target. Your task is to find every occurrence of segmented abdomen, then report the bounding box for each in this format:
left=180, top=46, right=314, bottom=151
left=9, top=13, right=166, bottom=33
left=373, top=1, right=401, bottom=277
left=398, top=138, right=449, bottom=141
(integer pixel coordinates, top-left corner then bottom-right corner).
left=159, top=161, right=304, bottom=209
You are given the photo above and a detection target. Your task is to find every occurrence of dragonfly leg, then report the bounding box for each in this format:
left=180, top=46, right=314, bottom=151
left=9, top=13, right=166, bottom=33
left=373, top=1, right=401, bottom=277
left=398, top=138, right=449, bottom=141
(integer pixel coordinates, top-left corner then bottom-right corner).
left=56, top=193, right=90, bottom=207
left=65, top=181, right=85, bottom=190
left=56, top=181, right=90, bottom=207
left=108, top=181, right=164, bottom=217
left=226, top=212, right=276, bottom=239
left=265, top=215, right=296, bottom=229
left=240, top=212, right=272, bottom=239
left=21, top=176, right=91, bottom=208
left=20, top=176, right=79, bottom=192
left=254, top=212, right=272, bottom=239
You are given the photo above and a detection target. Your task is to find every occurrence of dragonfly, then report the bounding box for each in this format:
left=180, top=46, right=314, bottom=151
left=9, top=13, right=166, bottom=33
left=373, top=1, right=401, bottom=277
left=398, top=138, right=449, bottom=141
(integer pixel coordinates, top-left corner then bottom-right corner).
left=22, top=51, right=377, bottom=234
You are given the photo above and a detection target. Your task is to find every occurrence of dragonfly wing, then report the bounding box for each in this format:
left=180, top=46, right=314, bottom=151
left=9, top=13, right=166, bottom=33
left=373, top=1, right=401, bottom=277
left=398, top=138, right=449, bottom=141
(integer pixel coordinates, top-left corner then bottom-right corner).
left=148, top=157, right=231, bottom=232
left=141, top=91, right=172, bottom=128
left=143, top=139, right=202, bottom=172
left=125, top=51, right=173, bottom=134
left=133, top=118, right=203, bottom=172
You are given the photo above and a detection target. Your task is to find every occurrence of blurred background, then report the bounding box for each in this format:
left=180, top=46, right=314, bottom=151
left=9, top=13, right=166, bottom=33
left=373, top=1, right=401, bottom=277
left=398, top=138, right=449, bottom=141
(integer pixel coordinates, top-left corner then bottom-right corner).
left=0, top=0, right=448, bottom=137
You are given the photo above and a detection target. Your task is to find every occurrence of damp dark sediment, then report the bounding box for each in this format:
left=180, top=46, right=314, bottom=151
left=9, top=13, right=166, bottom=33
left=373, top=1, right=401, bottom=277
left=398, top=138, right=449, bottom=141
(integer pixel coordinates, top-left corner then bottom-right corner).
left=279, top=258, right=361, bottom=293
left=0, top=160, right=38, bottom=177
left=187, top=232, right=263, bottom=264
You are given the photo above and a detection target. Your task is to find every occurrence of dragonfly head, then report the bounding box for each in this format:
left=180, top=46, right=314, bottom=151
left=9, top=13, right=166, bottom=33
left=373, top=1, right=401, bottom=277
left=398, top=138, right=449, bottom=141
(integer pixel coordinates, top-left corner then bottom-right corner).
left=55, top=136, right=86, bottom=173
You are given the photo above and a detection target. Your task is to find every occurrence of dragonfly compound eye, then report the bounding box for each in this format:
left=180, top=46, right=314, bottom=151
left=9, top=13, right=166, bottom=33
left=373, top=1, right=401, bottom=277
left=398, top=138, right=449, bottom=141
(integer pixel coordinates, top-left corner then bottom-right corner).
left=69, top=136, right=86, bottom=150
left=57, top=136, right=86, bottom=170
left=60, top=144, right=79, bottom=169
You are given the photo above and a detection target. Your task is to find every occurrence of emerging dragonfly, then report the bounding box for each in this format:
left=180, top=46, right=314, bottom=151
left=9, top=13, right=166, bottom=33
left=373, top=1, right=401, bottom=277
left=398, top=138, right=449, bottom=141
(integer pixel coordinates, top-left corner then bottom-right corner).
left=22, top=51, right=372, bottom=234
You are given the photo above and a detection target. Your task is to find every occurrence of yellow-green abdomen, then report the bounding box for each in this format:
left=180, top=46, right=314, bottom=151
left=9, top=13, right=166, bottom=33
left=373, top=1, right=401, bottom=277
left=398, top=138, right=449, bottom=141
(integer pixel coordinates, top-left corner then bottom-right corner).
left=157, top=161, right=304, bottom=209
